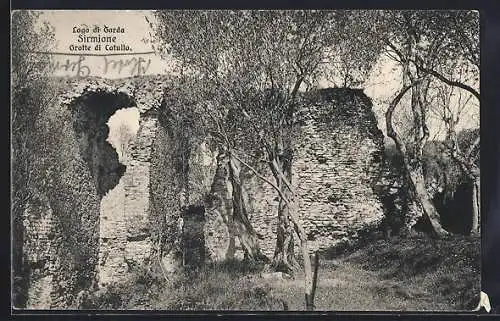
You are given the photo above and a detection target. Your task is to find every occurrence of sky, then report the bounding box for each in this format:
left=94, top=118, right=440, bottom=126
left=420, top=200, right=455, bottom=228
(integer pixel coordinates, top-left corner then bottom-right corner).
left=32, top=10, right=479, bottom=142
left=106, top=107, right=140, bottom=164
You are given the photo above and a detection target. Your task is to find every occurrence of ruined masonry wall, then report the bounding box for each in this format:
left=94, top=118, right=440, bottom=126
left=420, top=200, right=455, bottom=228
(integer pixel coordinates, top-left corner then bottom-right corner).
left=293, top=90, right=386, bottom=253
left=87, top=77, right=167, bottom=286
left=22, top=76, right=390, bottom=309
left=208, top=89, right=388, bottom=259
left=149, top=114, right=183, bottom=272
left=22, top=197, right=55, bottom=308
left=98, top=112, right=164, bottom=283
left=21, top=75, right=170, bottom=308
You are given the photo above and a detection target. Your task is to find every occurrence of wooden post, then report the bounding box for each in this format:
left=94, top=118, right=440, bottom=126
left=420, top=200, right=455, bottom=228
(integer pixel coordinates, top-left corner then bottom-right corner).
left=305, top=251, right=320, bottom=311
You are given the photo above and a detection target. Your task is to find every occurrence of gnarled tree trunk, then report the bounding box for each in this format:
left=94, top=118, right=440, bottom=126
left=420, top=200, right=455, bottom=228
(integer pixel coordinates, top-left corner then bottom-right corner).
left=269, top=149, right=299, bottom=273
left=209, top=152, right=237, bottom=258
left=268, top=150, right=314, bottom=310
left=272, top=188, right=299, bottom=272
left=228, top=154, right=267, bottom=261
left=230, top=149, right=313, bottom=310
left=386, top=80, right=448, bottom=238
left=409, top=170, right=449, bottom=236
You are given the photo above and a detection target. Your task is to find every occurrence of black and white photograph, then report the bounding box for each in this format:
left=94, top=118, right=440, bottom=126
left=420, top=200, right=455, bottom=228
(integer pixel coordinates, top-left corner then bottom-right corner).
left=11, top=9, right=482, bottom=311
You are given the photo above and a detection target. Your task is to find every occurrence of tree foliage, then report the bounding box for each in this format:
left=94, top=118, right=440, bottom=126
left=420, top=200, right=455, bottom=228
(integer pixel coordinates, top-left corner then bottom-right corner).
left=11, top=11, right=55, bottom=89
left=376, top=10, right=479, bottom=99
left=372, top=10, right=479, bottom=237
left=149, top=11, right=480, bottom=304
left=324, top=10, right=384, bottom=88
left=150, top=9, right=349, bottom=267
left=150, top=10, right=370, bottom=309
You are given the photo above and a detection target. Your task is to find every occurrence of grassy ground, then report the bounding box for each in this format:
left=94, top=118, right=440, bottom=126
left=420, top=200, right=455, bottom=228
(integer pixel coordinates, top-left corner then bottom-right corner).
left=83, top=233, right=480, bottom=311
left=261, top=234, right=480, bottom=311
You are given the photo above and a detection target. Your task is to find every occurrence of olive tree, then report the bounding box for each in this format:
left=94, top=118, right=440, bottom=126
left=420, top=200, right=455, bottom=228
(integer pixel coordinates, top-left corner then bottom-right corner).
left=374, top=10, right=479, bottom=237
left=149, top=10, right=371, bottom=309
left=430, top=77, right=480, bottom=235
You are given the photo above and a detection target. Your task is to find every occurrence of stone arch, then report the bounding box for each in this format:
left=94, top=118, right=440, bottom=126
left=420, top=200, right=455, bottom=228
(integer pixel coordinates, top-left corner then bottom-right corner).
left=70, top=90, right=137, bottom=198
left=64, top=80, right=165, bottom=287
left=19, top=76, right=171, bottom=308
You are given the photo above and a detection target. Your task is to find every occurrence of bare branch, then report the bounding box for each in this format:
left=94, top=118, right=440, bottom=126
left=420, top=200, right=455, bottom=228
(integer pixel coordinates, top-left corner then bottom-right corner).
left=386, top=79, right=422, bottom=156
left=416, top=63, right=480, bottom=101
left=230, top=149, right=292, bottom=205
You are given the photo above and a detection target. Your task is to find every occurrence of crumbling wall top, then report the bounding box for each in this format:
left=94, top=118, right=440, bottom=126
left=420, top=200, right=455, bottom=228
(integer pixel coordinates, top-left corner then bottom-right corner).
left=53, top=75, right=172, bottom=114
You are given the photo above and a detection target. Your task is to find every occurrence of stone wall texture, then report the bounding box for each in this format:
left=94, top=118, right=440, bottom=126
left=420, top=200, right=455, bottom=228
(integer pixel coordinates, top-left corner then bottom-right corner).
left=204, top=88, right=390, bottom=260
left=20, top=75, right=398, bottom=308
left=21, top=75, right=171, bottom=308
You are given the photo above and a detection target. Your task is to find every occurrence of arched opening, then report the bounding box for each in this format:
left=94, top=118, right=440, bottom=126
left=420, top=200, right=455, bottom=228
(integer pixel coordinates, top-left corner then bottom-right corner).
left=71, top=92, right=137, bottom=197
left=70, top=91, right=141, bottom=286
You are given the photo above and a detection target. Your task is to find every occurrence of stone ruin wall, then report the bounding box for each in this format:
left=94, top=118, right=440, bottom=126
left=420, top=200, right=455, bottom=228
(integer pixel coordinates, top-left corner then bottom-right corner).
left=19, top=75, right=398, bottom=308
left=21, top=194, right=58, bottom=309
left=76, top=77, right=167, bottom=287
left=20, top=75, right=170, bottom=308
left=19, top=80, right=105, bottom=308
left=150, top=105, right=219, bottom=270
left=205, top=88, right=389, bottom=260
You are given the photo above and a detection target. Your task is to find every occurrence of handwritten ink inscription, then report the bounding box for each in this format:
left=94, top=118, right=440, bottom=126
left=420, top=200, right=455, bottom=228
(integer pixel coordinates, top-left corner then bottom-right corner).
left=49, top=55, right=90, bottom=78
left=43, top=23, right=153, bottom=78
left=103, top=56, right=151, bottom=75
left=48, top=55, right=152, bottom=78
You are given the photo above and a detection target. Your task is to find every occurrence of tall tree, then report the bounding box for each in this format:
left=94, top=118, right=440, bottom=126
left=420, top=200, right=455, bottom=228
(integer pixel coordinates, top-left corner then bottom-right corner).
left=430, top=78, right=480, bottom=235
left=375, top=10, right=479, bottom=237
left=150, top=10, right=373, bottom=309
left=412, top=10, right=479, bottom=100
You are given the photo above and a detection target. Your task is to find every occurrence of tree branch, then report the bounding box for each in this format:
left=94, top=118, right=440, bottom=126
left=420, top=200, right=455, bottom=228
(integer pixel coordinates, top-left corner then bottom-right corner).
left=416, top=64, right=480, bottom=101
left=467, top=135, right=480, bottom=159
left=270, top=157, right=296, bottom=198
left=230, top=149, right=291, bottom=205
left=385, top=79, right=422, bottom=155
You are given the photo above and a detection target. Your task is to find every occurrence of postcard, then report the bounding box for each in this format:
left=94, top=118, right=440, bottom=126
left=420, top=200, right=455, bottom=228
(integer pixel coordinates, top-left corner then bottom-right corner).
left=11, top=9, right=482, bottom=312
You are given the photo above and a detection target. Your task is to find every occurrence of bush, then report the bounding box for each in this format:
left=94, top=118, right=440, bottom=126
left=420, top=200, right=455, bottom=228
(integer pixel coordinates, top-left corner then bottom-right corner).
left=78, top=258, right=282, bottom=310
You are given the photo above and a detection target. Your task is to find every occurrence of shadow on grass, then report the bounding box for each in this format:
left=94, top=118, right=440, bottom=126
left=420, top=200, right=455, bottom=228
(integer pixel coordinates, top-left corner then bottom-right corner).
left=81, top=258, right=287, bottom=310
left=339, top=234, right=481, bottom=310
left=79, top=234, right=480, bottom=311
